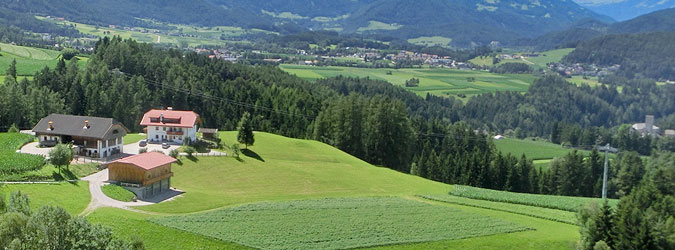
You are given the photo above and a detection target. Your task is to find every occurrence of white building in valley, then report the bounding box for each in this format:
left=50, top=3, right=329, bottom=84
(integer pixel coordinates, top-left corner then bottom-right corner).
left=140, top=108, right=200, bottom=145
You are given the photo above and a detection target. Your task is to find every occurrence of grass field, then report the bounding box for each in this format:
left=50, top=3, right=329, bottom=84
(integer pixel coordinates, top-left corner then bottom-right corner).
left=154, top=197, right=530, bottom=250
left=40, top=17, right=273, bottom=48
left=408, top=36, right=453, bottom=47
left=470, top=48, right=574, bottom=70
left=450, top=185, right=617, bottom=212
left=138, top=131, right=450, bottom=213
left=421, top=195, right=577, bottom=224
left=0, top=130, right=588, bottom=249
left=0, top=133, right=45, bottom=178
left=357, top=21, right=402, bottom=32
left=0, top=43, right=87, bottom=76
left=279, top=64, right=536, bottom=100
left=494, top=138, right=583, bottom=160
left=0, top=181, right=90, bottom=214
left=123, top=133, right=146, bottom=144
left=101, top=184, right=136, bottom=202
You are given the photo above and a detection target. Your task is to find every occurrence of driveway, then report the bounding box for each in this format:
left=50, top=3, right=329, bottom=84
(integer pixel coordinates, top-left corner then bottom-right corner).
left=19, top=142, right=51, bottom=157
left=80, top=168, right=183, bottom=216
left=123, top=142, right=182, bottom=155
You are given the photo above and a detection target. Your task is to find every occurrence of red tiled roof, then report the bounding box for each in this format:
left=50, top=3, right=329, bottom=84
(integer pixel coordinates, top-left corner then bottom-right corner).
left=108, top=152, right=177, bottom=170
left=139, top=109, right=199, bottom=128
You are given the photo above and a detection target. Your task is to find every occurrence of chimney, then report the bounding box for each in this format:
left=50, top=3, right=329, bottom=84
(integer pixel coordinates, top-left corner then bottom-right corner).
left=48, top=121, right=54, bottom=130
left=84, top=120, right=90, bottom=129
left=646, top=115, right=654, bottom=135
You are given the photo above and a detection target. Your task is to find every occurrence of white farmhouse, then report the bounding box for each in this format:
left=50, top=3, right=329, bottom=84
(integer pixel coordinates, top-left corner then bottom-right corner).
left=140, top=108, right=200, bottom=145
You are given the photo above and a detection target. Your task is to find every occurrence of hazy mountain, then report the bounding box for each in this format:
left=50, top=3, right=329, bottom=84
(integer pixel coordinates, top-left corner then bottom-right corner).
left=1, top=0, right=612, bottom=47
left=575, top=0, right=675, bottom=21
left=528, top=8, right=675, bottom=49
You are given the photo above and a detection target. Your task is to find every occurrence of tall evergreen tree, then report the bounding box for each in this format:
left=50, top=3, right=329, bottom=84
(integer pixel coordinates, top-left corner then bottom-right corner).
left=237, top=112, right=254, bottom=149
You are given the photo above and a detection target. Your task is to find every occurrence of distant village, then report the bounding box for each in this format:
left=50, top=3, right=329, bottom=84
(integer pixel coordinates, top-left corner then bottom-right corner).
left=548, top=62, right=621, bottom=78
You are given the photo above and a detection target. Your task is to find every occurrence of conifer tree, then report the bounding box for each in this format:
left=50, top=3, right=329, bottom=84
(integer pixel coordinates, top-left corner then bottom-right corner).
left=237, top=112, right=254, bottom=149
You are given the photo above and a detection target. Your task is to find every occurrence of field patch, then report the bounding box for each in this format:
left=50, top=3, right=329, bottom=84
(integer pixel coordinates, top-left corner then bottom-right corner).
left=421, top=195, right=577, bottom=224
left=357, top=21, right=402, bottom=32
left=279, top=64, right=535, bottom=100
left=0, top=133, right=45, bottom=177
left=0, top=43, right=63, bottom=76
left=153, top=197, right=530, bottom=250
left=408, top=36, right=453, bottom=47
left=494, top=138, right=585, bottom=160
left=450, top=185, right=617, bottom=212
left=0, top=181, right=90, bottom=214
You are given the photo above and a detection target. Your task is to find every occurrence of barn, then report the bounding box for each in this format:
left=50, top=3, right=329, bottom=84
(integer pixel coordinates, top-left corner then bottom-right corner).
left=106, top=152, right=176, bottom=199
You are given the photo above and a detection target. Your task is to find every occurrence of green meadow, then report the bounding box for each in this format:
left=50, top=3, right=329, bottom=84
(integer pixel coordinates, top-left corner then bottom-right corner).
left=3, top=132, right=583, bottom=249
left=470, top=48, right=574, bottom=70
left=279, top=64, right=536, bottom=100
left=494, top=138, right=585, bottom=160
left=0, top=43, right=87, bottom=76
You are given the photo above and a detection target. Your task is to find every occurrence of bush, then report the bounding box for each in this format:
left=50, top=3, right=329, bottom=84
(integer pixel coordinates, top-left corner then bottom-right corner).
left=169, top=149, right=179, bottom=159
left=138, top=148, right=148, bottom=154
left=7, top=123, right=19, bottom=133
left=183, top=146, right=196, bottom=157
left=232, top=143, right=241, bottom=160
left=61, top=48, right=79, bottom=60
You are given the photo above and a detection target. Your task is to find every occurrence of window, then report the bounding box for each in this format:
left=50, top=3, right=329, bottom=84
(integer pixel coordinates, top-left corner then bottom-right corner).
left=155, top=126, right=158, bottom=131
left=112, top=129, right=119, bottom=134
left=163, top=127, right=166, bottom=131
left=155, top=135, right=158, bottom=139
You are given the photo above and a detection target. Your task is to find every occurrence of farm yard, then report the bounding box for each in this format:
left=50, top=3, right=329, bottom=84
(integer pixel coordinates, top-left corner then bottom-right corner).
left=1, top=131, right=590, bottom=249
left=279, top=64, right=536, bottom=101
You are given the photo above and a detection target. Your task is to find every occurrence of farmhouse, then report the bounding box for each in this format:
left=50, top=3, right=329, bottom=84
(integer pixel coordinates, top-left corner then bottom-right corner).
left=32, top=114, right=128, bottom=158
left=140, top=108, right=200, bottom=145
left=631, top=115, right=660, bottom=137
left=106, top=152, right=176, bottom=199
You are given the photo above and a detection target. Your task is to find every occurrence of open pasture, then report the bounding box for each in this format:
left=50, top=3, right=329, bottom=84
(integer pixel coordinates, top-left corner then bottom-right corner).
left=280, top=64, right=536, bottom=100
left=0, top=181, right=90, bottom=214
left=0, top=43, right=61, bottom=76
left=153, top=197, right=530, bottom=250
left=494, top=138, right=585, bottom=160
left=0, top=133, right=44, bottom=177
left=138, top=131, right=450, bottom=213
left=450, top=185, right=618, bottom=212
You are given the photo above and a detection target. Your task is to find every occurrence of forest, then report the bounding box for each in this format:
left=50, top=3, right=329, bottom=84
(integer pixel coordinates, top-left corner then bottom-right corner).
left=563, top=32, right=675, bottom=80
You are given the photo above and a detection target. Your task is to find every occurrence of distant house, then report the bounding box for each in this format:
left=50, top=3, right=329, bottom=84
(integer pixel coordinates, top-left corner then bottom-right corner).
left=631, top=115, right=660, bottom=137
left=493, top=135, right=505, bottom=140
left=665, top=130, right=675, bottom=137
left=140, top=108, right=200, bottom=145
left=198, top=128, right=218, bottom=139
left=32, top=114, right=128, bottom=158
left=106, top=152, right=175, bottom=199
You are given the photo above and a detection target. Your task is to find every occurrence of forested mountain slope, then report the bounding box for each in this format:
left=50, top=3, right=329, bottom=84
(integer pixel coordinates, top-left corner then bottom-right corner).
left=2, top=0, right=609, bottom=47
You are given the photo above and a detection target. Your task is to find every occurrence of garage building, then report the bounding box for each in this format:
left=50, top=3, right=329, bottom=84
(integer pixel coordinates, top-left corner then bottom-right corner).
left=106, top=152, right=176, bottom=199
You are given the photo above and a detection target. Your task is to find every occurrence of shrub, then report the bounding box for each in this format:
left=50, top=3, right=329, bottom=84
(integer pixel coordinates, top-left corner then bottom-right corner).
left=183, top=146, right=196, bottom=157
left=7, top=123, right=19, bottom=133
left=138, top=148, right=148, bottom=154
left=169, top=149, right=180, bottom=159
left=231, top=143, right=241, bottom=160
left=61, top=48, right=79, bottom=60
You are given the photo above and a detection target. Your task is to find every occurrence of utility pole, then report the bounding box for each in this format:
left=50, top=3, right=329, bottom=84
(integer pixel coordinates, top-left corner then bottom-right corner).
left=598, top=143, right=618, bottom=199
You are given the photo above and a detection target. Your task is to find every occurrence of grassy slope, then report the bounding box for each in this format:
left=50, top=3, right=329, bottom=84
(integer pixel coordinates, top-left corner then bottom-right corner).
left=0, top=181, right=90, bottom=214
left=138, top=131, right=451, bottom=213
left=87, top=207, right=247, bottom=250
left=101, top=184, right=136, bottom=202
left=279, top=64, right=535, bottom=101
left=0, top=43, right=87, bottom=76
left=469, top=48, right=574, bottom=70
left=369, top=198, right=579, bottom=250
left=123, top=133, right=146, bottom=144
left=494, top=138, right=587, bottom=160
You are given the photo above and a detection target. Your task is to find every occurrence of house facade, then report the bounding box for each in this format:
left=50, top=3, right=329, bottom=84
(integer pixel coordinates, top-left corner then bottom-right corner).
left=32, top=114, right=128, bottom=158
left=107, top=152, right=175, bottom=199
left=140, top=108, right=200, bottom=145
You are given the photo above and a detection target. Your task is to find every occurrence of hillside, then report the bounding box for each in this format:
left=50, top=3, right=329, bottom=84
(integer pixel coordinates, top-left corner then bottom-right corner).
left=563, top=32, right=675, bottom=80
left=576, top=0, right=675, bottom=21
left=1, top=0, right=610, bottom=47
left=527, top=8, right=675, bottom=49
